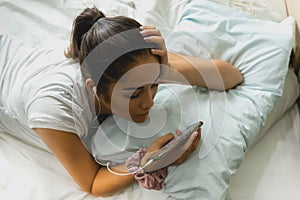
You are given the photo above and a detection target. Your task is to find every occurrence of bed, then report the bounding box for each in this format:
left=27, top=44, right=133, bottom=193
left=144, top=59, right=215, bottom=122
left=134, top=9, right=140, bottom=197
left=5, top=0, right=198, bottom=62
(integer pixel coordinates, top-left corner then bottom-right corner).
left=0, top=0, right=299, bottom=200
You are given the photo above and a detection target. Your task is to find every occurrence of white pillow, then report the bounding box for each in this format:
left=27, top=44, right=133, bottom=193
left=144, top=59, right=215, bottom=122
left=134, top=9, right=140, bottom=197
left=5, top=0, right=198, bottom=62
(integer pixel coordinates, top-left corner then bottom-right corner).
left=162, top=0, right=294, bottom=143
left=133, top=0, right=190, bottom=29
left=205, top=0, right=288, bottom=22
left=165, top=0, right=293, bottom=97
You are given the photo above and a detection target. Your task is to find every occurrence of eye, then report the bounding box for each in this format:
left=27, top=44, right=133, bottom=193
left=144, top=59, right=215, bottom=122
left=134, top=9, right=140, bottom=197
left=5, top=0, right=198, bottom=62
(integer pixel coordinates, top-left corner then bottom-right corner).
left=130, top=92, right=140, bottom=99
left=129, top=83, right=158, bottom=99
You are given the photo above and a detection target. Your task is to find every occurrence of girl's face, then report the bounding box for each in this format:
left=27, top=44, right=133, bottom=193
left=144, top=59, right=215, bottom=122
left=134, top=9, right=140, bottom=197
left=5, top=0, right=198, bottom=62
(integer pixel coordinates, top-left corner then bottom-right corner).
left=105, top=55, right=160, bottom=123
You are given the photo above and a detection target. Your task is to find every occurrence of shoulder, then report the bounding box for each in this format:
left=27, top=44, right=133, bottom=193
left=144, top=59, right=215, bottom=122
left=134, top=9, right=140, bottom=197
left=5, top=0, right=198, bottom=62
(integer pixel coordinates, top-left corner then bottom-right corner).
left=25, top=69, right=92, bottom=139
left=22, top=60, right=92, bottom=138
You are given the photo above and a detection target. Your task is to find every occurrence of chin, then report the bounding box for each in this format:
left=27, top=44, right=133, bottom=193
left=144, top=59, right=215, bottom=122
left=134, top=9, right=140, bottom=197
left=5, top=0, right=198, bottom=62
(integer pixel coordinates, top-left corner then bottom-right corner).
left=131, top=115, right=148, bottom=123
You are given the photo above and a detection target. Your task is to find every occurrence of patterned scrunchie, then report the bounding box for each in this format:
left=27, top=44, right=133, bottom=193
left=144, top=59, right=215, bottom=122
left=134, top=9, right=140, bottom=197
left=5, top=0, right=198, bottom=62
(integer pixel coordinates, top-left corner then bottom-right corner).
left=125, top=148, right=168, bottom=190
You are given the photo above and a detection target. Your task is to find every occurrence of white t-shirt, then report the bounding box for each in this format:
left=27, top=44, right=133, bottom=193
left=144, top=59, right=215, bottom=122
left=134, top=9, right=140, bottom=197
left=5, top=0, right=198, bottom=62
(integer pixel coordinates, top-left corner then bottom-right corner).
left=0, top=34, right=93, bottom=150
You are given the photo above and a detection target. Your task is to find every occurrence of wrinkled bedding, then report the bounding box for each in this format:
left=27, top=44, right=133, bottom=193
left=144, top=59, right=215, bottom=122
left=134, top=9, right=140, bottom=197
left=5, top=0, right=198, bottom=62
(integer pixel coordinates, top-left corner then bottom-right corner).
left=0, top=0, right=299, bottom=200
left=90, top=1, right=295, bottom=199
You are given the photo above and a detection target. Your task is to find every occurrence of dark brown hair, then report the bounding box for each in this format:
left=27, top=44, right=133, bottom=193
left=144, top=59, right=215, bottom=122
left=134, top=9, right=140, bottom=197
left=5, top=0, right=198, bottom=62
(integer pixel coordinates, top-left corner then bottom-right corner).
left=65, top=6, right=158, bottom=95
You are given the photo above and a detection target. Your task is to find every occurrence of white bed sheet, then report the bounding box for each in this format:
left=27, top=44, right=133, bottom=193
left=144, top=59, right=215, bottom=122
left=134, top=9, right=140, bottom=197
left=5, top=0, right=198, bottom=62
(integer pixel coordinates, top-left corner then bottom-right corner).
left=0, top=0, right=299, bottom=199
left=229, top=103, right=300, bottom=200
left=0, top=131, right=172, bottom=200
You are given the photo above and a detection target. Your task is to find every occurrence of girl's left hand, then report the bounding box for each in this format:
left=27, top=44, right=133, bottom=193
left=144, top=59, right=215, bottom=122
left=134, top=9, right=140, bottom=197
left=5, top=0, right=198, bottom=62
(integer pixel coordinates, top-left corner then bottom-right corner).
left=171, top=128, right=201, bottom=165
left=140, top=26, right=169, bottom=67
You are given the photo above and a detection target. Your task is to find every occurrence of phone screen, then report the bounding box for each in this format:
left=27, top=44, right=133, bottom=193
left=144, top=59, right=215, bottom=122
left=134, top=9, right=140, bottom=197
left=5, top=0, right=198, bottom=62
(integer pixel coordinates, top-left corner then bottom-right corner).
left=144, top=121, right=203, bottom=172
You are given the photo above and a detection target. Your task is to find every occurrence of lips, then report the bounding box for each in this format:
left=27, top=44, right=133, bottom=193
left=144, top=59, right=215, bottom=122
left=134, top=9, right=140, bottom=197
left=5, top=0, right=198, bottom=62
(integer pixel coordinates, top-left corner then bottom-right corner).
left=136, top=112, right=149, bottom=116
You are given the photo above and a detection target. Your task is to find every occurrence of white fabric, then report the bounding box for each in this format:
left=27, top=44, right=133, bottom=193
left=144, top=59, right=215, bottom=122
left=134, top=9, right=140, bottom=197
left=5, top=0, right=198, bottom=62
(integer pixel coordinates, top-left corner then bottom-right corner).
left=0, top=35, right=75, bottom=146
left=251, top=68, right=300, bottom=145
left=90, top=1, right=296, bottom=199
left=0, top=131, right=172, bottom=200
left=230, top=103, right=300, bottom=200
left=0, top=32, right=172, bottom=200
left=0, top=34, right=93, bottom=145
left=208, top=0, right=288, bottom=22
left=0, top=0, right=299, bottom=199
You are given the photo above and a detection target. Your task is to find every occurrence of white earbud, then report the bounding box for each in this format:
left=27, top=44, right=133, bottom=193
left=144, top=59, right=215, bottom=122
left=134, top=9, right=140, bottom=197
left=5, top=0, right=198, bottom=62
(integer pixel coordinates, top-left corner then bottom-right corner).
left=92, top=86, right=97, bottom=96
left=92, top=86, right=100, bottom=104
left=92, top=86, right=101, bottom=115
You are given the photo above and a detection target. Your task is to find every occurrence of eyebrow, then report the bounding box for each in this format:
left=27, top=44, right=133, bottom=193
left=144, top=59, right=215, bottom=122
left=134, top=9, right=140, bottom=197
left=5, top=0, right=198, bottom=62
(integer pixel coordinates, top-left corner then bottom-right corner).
left=122, top=76, right=160, bottom=91
left=123, top=86, right=143, bottom=91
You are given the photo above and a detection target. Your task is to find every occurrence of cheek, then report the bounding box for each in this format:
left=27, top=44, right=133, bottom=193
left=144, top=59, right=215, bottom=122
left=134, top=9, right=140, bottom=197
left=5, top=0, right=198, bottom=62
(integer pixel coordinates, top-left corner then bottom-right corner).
left=112, top=96, right=144, bottom=121
left=110, top=95, right=130, bottom=113
left=113, top=98, right=139, bottom=121
left=129, top=99, right=139, bottom=114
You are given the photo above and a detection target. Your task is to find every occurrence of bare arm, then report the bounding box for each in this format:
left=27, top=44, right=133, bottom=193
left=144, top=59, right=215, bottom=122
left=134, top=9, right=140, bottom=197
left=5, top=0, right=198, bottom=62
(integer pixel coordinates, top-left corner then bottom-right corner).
left=166, top=52, right=244, bottom=90
left=140, top=26, right=243, bottom=90
left=33, top=128, right=185, bottom=196
left=33, top=128, right=135, bottom=197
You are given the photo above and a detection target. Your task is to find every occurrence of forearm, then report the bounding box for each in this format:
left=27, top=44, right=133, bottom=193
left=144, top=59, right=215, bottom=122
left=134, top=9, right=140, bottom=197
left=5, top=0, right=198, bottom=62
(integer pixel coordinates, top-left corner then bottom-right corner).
left=211, top=59, right=244, bottom=90
left=165, top=52, right=243, bottom=90
left=33, top=128, right=135, bottom=197
left=91, top=165, right=135, bottom=197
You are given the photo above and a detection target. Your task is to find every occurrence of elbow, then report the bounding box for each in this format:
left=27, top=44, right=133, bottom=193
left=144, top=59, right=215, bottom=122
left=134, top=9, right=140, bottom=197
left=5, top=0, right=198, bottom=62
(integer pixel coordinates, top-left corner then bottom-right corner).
left=74, top=176, right=104, bottom=197
left=236, top=71, right=244, bottom=85
left=80, top=185, right=111, bottom=198
left=89, top=189, right=118, bottom=198
left=225, top=70, right=243, bottom=90
left=78, top=182, right=95, bottom=197
left=81, top=180, right=118, bottom=198
left=79, top=183, right=109, bottom=198
left=215, top=60, right=244, bottom=90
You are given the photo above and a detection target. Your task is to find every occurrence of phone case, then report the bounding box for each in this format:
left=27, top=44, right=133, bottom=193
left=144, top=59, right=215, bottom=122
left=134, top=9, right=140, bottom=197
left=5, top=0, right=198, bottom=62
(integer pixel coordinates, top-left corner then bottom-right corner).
left=143, top=121, right=203, bottom=172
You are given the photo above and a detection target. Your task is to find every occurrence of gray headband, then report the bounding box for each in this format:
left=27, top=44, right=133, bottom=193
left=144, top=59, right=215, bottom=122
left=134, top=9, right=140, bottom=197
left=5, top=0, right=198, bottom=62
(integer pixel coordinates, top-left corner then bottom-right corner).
left=82, top=28, right=159, bottom=86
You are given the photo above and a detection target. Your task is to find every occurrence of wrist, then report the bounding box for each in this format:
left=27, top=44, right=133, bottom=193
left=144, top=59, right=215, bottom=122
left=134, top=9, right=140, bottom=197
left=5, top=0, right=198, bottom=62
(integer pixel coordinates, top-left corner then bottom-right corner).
left=125, top=148, right=168, bottom=190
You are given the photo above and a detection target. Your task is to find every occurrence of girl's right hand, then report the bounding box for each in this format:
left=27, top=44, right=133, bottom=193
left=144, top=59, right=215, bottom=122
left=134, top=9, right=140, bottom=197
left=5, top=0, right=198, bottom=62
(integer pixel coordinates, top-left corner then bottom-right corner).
left=146, top=133, right=175, bottom=154
left=141, top=130, right=201, bottom=167
left=141, top=133, right=175, bottom=166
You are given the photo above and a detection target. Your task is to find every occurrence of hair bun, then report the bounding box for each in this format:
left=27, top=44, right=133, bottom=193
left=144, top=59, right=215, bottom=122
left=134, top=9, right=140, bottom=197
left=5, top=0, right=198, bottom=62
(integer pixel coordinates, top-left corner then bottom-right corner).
left=65, top=6, right=106, bottom=60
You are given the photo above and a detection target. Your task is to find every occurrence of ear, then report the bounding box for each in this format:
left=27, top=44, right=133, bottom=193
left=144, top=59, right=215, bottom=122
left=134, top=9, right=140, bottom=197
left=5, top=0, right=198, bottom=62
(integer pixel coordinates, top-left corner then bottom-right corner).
left=85, top=78, right=95, bottom=92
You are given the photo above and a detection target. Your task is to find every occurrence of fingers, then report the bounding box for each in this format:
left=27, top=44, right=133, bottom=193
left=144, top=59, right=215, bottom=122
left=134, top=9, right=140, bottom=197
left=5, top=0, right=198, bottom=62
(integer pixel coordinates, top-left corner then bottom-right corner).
left=141, top=29, right=166, bottom=55
left=151, top=49, right=165, bottom=55
left=144, top=36, right=165, bottom=49
left=155, top=133, right=174, bottom=147
left=141, top=133, right=174, bottom=166
left=139, top=26, right=169, bottom=65
left=140, top=27, right=161, bottom=35
left=172, top=129, right=202, bottom=165
left=175, top=129, right=183, bottom=137
left=140, top=26, right=157, bottom=31
left=189, top=129, right=201, bottom=152
left=147, top=133, right=174, bottom=153
left=186, top=129, right=201, bottom=153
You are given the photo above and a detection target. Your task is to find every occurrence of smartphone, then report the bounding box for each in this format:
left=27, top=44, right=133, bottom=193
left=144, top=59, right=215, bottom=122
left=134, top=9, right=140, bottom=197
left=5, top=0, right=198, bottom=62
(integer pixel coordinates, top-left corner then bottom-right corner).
left=143, top=121, right=203, bottom=172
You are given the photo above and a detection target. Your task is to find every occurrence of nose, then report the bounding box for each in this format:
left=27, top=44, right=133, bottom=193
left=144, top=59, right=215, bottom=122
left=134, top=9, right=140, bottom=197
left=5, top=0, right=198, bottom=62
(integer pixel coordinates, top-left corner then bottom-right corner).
left=140, top=89, right=154, bottom=110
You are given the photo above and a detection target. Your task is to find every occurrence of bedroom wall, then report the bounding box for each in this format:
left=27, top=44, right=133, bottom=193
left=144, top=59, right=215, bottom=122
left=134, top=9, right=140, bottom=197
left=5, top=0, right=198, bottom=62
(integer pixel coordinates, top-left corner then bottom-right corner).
left=285, top=0, right=300, bottom=72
